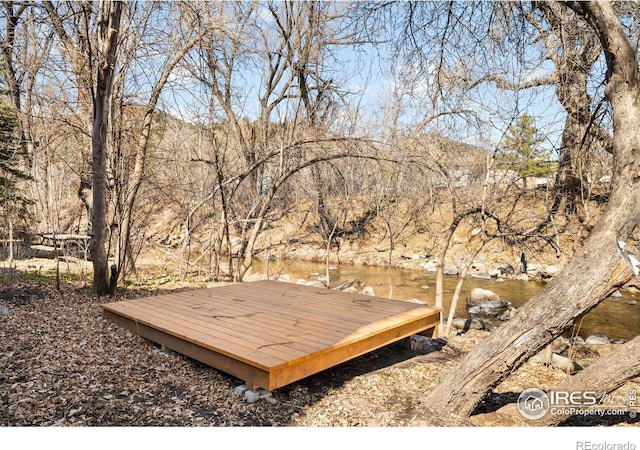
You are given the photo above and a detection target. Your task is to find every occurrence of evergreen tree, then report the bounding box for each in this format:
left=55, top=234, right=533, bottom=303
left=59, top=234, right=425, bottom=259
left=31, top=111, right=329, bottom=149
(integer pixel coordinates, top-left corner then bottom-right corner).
left=0, top=75, right=32, bottom=227
left=499, top=113, right=555, bottom=180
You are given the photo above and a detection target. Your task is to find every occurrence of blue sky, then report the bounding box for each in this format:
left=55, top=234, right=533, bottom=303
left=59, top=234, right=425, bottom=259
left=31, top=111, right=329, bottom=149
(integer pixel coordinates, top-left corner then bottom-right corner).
left=155, top=1, right=572, bottom=158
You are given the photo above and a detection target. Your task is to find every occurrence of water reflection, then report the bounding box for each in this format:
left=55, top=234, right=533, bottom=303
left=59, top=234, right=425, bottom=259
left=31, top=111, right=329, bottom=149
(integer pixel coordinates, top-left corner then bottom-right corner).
left=254, top=259, right=640, bottom=341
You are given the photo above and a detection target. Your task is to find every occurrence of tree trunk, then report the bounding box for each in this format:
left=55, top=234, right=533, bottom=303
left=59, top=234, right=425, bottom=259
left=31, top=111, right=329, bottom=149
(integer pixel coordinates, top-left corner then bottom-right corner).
left=535, top=1, right=604, bottom=216
left=540, top=335, right=640, bottom=426
left=435, top=207, right=482, bottom=335
left=116, top=34, right=201, bottom=285
left=8, top=220, right=13, bottom=263
left=90, top=1, right=122, bottom=296
left=424, top=0, right=640, bottom=418
left=238, top=201, right=269, bottom=282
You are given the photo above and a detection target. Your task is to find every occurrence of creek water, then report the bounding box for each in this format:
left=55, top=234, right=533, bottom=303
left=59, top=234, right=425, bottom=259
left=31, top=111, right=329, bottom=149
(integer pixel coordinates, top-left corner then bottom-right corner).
left=252, top=259, right=640, bottom=341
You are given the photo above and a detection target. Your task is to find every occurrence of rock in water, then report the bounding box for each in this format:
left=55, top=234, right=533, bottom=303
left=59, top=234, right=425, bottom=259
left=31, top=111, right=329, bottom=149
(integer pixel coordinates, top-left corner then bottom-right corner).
left=585, top=334, right=610, bottom=345
left=467, top=288, right=501, bottom=304
left=466, top=288, right=508, bottom=317
left=361, top=286, right=376, bottom=296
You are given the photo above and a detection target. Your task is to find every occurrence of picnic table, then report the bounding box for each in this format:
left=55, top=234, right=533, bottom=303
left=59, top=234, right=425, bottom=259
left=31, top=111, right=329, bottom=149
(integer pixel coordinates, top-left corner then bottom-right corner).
left=31, top=233, right=91, bottom=258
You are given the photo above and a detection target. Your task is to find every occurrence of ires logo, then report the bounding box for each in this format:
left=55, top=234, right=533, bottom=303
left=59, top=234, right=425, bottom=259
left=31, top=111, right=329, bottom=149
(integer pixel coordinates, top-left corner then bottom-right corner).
left=517, top=388, right=636, bottom=420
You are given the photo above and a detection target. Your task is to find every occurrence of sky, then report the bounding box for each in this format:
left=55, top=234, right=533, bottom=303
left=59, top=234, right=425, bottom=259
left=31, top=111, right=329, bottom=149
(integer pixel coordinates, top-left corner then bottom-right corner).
left=152, top=1, right=576, bottom=158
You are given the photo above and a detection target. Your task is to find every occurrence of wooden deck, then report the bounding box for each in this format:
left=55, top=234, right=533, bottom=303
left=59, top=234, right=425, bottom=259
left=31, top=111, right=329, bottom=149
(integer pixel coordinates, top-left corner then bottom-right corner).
left=101, top=280, right=441, bottom=391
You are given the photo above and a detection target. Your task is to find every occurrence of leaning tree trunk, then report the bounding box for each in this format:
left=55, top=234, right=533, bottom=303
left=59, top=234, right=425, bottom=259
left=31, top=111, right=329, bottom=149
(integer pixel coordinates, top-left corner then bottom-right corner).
left=540, top=335, right=640, bottom=426
left=90, top=1, right=122, bottom=296
left=424, top=0, right=640, bottom=418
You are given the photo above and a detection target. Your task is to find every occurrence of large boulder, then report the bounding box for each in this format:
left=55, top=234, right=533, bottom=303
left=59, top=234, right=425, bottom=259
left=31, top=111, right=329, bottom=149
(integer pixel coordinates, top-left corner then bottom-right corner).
left=466, top=288, right=509, bottom=318
left=467, top=287, right=501, bottom=304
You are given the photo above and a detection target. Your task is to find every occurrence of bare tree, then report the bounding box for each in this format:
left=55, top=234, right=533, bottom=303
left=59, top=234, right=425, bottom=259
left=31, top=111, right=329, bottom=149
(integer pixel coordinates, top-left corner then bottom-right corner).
left=89, top=0, right=122, bottom=295
left=43, top=1, right=97, bottom=225
left=425, top=0, right=640, bottom=418
left=183, top=1, right=374, bottom=281
left=109, top=2, right=205, bottom=286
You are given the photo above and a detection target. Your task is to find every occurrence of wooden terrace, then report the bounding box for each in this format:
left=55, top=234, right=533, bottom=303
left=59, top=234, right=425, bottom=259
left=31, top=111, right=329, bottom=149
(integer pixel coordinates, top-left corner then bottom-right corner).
left=101, top=280, right=441, bottom=391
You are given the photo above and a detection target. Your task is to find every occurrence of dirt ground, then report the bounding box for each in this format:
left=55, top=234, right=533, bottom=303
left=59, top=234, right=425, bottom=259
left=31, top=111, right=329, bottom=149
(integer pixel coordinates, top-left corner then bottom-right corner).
left=1, top=259, right=638, bottom=428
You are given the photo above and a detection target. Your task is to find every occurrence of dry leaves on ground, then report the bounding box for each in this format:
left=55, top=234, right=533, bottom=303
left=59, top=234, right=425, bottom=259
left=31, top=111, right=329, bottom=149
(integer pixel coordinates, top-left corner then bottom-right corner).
left=1, top=274, right=638, bottom=427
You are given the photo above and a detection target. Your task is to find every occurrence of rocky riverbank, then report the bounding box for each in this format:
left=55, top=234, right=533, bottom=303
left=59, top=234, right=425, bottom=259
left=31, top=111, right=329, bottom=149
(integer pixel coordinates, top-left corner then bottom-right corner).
left=295, top=272, right=633, bottom=373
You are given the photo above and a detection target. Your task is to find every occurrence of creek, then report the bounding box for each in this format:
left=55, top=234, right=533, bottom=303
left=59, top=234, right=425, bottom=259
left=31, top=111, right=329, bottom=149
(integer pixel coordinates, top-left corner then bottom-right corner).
left=252, top=259, right=640, bottom=341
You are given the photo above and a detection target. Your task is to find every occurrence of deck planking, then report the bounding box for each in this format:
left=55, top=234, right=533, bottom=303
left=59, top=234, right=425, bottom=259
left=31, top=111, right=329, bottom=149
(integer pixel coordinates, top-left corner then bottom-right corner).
left=101, top=279, right=441, bottom=391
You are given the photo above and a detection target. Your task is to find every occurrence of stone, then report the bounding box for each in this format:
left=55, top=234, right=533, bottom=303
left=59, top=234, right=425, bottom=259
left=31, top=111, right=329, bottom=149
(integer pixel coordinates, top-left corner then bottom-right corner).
left=531, top=351, right=583, bottom=374
left=316, top=275, right=329, bottom=283
left=514, top=274, right=529, bottom=281
left=468, top=303, right=509, bottom=318
left=543, top=265, right=561, bottom=277
left=361, top=286, right=376, bottom=296
left=422, top=261, right=438, bottom=272
left=0, top=305, right=8, bottom=316
left=405, top=298, right=427, bottom=305
left=339, top=287, right=359, bottom=293
left=421, top=285, right=429, bottom=290
left=569, top=336, right=586, bottom=346
left=451, top=317, right=486, bottom=331
left=468, top=287, right=501, bottom=303
left=550, top=336, right=570, bottom=354
left=467, top=288, right=509, bottom=318
left=526, top=263, right=542, bottom=274
left=234, top=385, right=248, bottom=396
left=297, top=279, right=325, bottom=288
left=585, top=334, right=610, bottom=345
left=551, top=354, right=583, bottom=374
left=443, top=266, right=459, bottom=276
left=470, top=262, right=487, bottom=274
left=627, top=300, right=638, bottom=305
left=610, top=290, right=623, bottom=298
left=274, top=274, right=290, bottom=282
left=335, top=278, right=365, bottom=291
left=410, top=335, right=447, bottom=354
left=497, top=262, right=515, bottom=276
left=471, top=273, right=491, bottom=280
left=498, top=306, right=517, bottom=321
left=245, top=390, right=260, bottom=403
left=245, top=388, right=273, bottom=404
